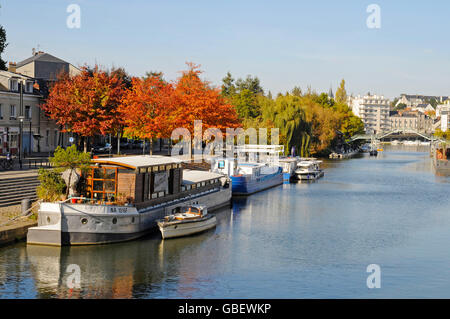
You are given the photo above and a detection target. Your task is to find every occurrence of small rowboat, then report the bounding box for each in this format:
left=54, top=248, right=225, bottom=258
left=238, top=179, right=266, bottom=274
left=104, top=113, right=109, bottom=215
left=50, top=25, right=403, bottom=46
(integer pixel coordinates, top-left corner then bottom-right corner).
left=157, top=205, right=217, bottom=239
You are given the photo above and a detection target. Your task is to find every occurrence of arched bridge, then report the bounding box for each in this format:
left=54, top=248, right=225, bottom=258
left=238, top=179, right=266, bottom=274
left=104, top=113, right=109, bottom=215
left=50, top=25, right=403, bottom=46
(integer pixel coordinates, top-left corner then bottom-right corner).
left=350, top=129, right=437, bottom=142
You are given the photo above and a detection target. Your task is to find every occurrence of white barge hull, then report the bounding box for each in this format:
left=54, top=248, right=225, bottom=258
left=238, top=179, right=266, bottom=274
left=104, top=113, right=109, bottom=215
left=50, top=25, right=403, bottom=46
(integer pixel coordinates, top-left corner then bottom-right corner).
left=27, top=187, right=231, bottom=246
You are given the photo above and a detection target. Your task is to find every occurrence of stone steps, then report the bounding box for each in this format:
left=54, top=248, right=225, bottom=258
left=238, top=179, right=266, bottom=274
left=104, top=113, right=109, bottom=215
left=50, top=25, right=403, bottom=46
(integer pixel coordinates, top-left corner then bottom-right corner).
left=0, top=174, right=40, bottom=208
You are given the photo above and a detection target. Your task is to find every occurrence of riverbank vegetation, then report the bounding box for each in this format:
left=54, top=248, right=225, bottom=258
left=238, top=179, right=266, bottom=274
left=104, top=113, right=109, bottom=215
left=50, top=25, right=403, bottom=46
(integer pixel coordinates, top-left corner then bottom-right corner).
left=434, top=129, right=450, bottom=141
left=221, top=74, right=364, bottom=156
left=42, top=63, right=363, bottom=157
left=36, top=145, right=91, bottom=201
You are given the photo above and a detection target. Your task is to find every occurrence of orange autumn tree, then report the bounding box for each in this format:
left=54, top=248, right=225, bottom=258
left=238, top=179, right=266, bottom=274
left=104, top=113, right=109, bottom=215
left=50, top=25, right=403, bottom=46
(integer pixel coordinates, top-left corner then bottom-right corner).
left=172, top=63, right=241, bottom=157
left=119, top=75, right=177, bottom=154
left=173, top=63, right=240, bottom=132
left=41, top=66, right=125, bottom=152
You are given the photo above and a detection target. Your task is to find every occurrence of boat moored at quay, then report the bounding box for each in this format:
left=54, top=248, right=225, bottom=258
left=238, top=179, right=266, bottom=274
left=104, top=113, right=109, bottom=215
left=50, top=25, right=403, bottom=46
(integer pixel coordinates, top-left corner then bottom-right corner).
left=279, top=157, right=298, bottom=182
left=27, top=155, right=231, bottom=246
left=157, top=205, right=217, bottom=239
left=294, top=159, right=324, bottom=181
left=210, top=145, right=284, bottom=195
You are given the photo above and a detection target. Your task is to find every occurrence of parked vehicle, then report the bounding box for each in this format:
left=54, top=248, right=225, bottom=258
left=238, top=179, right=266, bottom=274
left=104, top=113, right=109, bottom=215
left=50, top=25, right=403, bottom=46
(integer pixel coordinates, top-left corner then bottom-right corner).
left=92, top=143, right=112, bottom=153
left=120, top=140, right=132, bottom=150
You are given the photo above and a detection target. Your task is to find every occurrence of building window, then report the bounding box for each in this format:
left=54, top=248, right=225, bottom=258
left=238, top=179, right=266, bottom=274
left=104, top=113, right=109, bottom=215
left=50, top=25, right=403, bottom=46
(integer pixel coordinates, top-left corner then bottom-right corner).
left=9, top=79, right=18, bottom=91
left=10, top=105, right=16, bottom=120
left=25, top=106, right=31, bottom=119
left=26, top=82, right=33, bottom=93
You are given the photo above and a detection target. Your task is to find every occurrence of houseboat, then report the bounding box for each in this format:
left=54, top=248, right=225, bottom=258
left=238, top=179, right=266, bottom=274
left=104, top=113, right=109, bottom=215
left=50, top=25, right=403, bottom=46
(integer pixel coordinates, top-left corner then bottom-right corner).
left=27, top=155, right=231, bottom=246
left=210, top=145, right=284, bottom=196
left=293, top=159, right=324, bottom=181
left=279, top=157, right=298, bottom=183
left=230, top=163, right=283, bottom=195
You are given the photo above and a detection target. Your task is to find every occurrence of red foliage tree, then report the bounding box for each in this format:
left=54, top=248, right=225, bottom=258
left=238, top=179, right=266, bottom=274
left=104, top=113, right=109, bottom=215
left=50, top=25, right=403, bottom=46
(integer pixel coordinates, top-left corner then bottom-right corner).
left=119, top=75, right=177, bottom=154
left=41, top=66, right=125, bottom=151
left=173, top=63, right=241, bottom=133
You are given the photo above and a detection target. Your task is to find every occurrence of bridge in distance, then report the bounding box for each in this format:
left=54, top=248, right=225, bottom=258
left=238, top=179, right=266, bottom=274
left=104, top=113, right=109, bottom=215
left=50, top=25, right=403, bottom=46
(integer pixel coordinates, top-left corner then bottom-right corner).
left=350, top=129, right=444, bottom=143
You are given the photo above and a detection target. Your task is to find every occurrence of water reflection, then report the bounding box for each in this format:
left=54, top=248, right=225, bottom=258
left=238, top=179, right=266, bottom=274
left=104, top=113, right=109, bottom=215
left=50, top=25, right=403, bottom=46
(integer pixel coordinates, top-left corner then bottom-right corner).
left=23, top=207, right=234, bottom=299
left=1, top=146, right=450, bottom=298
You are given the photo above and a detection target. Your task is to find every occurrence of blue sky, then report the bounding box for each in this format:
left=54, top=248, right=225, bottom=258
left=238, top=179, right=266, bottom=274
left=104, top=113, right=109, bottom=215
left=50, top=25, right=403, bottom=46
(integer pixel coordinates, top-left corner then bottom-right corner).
left=1, top=0, right=449, bottom=99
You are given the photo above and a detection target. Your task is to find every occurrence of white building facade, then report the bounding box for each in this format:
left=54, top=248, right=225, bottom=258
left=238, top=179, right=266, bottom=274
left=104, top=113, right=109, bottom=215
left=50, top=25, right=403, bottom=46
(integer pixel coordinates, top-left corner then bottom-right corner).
left=348, top=94, right=391, bottom=134
left=0, top=51, right=80, bottom=155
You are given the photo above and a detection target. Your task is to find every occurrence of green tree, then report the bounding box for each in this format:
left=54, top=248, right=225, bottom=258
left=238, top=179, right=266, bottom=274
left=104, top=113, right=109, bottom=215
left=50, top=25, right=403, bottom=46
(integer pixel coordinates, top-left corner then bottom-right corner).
left=0, top=24, right=7, bottom=71
left=235, top=75, right=264, bottom=95
left=144, top=71, right=164, bottom=81
left=221, top=72, right=236, bottom=97
left=395, top=103, right=407, bottom=111
left=291, top=86, right=302, bottom=97
left=335, top=79, right=347, bottom=104
left=390, top=98, right=399, bottom=109
left=434, top=129, right=450, bottom=141
left=313, top=93, right=334, bottom=108
left=232, top=89, right=261, bottom=119
left=36, top=168, right=66, bottom=202
left=50, top=145, right=92, bottom=197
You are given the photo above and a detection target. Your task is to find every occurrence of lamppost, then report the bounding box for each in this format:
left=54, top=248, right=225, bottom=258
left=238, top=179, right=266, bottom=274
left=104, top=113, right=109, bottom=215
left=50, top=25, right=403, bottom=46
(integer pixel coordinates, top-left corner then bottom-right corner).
left=18, top=116, right=24, bottom=169
left=18, top=80, right=25, bottom=169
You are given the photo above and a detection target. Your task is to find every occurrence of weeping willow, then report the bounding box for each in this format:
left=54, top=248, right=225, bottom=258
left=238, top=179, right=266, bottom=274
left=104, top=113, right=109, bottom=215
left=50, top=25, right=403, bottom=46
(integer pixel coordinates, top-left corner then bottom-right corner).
left=269, top=95, right=311, bottom=156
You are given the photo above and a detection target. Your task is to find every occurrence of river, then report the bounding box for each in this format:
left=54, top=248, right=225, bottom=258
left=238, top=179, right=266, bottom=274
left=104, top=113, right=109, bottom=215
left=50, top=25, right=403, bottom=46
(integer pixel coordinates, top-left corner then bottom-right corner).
left=0, top=145, right=449, bottom=298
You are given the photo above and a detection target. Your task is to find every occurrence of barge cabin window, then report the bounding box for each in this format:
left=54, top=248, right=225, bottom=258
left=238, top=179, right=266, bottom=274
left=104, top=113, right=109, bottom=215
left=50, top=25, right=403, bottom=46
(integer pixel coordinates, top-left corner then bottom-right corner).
left=83, top=167, right=120, bottom=204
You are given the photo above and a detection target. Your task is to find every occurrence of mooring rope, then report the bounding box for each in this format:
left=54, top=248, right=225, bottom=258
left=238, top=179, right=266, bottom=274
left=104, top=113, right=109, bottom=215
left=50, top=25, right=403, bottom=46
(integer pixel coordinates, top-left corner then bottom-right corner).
left=0, top=200, right=42, bottom=228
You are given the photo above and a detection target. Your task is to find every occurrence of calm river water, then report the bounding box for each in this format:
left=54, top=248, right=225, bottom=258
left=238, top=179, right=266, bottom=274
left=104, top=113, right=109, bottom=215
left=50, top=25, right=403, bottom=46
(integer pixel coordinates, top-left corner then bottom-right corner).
left=0, top=145, right=449, bottom=298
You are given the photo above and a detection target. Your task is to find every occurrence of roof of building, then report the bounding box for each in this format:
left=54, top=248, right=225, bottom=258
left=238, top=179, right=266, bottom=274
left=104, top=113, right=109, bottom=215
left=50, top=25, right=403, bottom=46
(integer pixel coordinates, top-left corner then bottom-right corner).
left=92, top=155, right=185, bottom=170
left=182, top=169, right=224, bottom=184
left=0, top=70, right=33, bottom=80
left=16, top=52, right=70, bottom=68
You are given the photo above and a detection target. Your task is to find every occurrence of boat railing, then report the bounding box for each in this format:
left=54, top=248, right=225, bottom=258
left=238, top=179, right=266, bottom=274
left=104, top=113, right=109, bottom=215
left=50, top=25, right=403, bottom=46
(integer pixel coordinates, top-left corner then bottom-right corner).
left=58, top=197, right=133, bottom=206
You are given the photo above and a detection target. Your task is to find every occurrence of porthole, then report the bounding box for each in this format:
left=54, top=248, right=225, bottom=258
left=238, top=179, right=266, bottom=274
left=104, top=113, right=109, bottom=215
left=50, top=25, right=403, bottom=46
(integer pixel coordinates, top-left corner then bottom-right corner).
left=81, top=218, right=88, bottom=225
left=112, top=217, right=117, bottom=224
left=47, top=216, right=51, bottom=223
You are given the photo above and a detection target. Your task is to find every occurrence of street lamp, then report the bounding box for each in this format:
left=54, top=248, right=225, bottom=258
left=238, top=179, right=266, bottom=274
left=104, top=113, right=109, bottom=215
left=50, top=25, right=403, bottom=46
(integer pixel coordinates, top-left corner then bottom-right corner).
left=18, top=116, right=24, bottom=169
left=18, top=79, right=26, bottom=169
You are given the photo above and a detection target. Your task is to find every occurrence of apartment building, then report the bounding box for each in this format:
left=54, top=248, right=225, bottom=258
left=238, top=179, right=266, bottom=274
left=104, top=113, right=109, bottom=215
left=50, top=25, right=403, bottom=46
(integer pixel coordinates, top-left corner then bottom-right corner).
left=0, top=51, right=80, bottom=155
left=396, top=94, right=450, bottom=108
left=441, top=110, right=450, bottom=132
left=348, top=94, right=391, bottom=134
left=390, top=111, right=433, bottom=134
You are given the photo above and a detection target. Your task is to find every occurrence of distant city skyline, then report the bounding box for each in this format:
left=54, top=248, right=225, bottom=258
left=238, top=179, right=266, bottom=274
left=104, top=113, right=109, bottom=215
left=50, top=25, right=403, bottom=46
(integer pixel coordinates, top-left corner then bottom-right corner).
left=1, top=0, right=450, bottom=99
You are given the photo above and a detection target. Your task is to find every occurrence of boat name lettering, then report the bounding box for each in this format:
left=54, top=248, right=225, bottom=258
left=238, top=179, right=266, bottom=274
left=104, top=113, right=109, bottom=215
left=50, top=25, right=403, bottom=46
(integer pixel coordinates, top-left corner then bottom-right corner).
left=110, top=207, right=128, bottom=213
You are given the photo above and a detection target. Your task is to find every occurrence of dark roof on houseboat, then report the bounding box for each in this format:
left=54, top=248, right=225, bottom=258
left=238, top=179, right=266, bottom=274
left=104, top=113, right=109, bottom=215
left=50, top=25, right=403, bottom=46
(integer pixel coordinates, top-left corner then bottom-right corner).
left=92, top=155, right=185, bottom=170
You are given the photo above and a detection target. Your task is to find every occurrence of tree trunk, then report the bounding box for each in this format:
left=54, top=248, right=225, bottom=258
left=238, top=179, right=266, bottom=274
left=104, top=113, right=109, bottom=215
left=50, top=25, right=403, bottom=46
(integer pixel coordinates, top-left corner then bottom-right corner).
left=83, top=137, right=87, bottom=153
left=117, top=131, right=121, bottom=155
left=66, top=169, right=72, bottom=198
left=149, top=138, right=153, bottom=155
